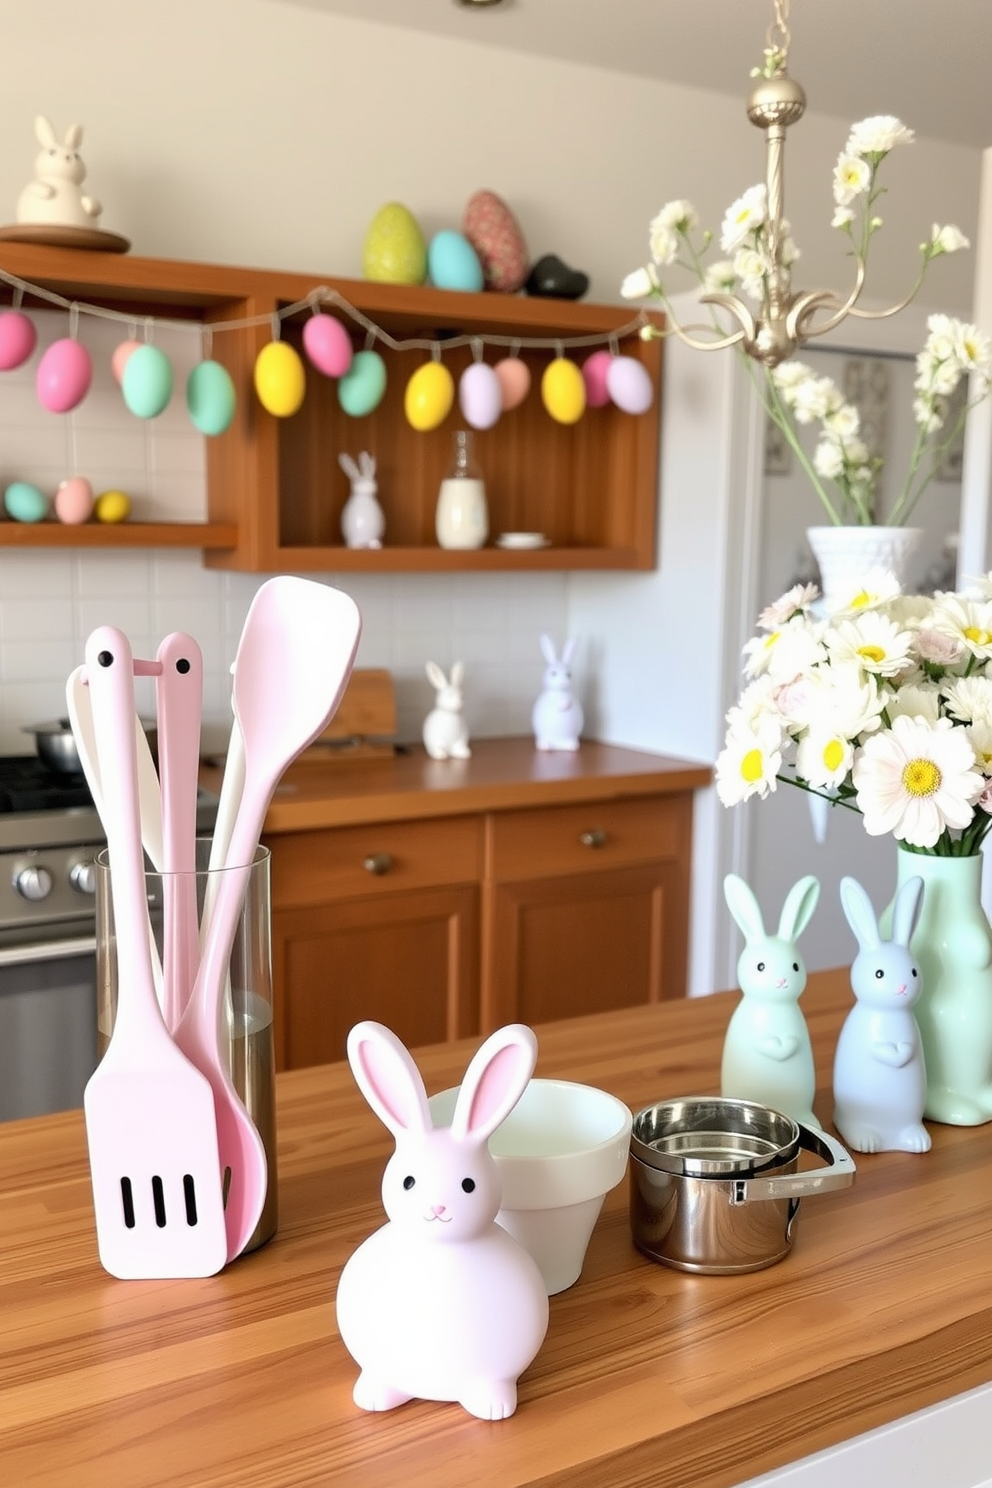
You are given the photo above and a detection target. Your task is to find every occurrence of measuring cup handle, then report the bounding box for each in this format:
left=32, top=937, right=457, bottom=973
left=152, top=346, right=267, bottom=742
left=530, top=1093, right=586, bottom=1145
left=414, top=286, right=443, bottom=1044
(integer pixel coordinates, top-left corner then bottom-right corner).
left=730, top=1122, right=857, bottom=1205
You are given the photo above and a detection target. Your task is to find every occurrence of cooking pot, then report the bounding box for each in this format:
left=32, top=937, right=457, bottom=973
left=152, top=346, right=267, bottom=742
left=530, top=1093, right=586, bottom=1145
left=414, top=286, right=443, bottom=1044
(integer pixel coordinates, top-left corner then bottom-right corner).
left=629, top=1096, right=856, bottom=1274
left=24, top=717, right=158, bottom=776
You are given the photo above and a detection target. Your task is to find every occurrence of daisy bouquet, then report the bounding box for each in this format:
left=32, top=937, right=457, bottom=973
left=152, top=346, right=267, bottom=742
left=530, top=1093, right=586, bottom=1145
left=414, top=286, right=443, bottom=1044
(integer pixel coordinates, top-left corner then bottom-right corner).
left=717, top=572, right=992, bottom=856
left=621, top=117, right=991, bottom=526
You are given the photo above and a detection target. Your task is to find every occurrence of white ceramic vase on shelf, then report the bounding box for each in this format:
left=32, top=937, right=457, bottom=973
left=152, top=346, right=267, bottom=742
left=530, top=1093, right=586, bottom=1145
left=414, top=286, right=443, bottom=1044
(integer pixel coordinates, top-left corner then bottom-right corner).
left=807, top=525, right=923, bottom=610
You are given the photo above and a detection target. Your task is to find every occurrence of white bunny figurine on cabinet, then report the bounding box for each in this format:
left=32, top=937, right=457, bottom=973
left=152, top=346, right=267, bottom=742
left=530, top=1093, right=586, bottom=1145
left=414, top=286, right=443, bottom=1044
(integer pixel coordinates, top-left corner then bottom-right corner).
left=335, top=1020, right=549, bottom=1420
left=17, top=116, right=102, bottom=229
left=532, top=634, right=583, bottom=751
left=833, top=874, right=931, bottom=1154
left=422, top=661, right=471, bottom=760
left=338, top=451, right=384, bottom=549
left=721, top=873, right=821, bottom=1127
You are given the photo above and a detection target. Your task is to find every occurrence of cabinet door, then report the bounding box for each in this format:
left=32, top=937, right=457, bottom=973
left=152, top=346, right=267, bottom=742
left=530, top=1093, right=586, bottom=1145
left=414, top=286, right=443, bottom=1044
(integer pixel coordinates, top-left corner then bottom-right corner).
left=273, top=886, right=479, bottom=1070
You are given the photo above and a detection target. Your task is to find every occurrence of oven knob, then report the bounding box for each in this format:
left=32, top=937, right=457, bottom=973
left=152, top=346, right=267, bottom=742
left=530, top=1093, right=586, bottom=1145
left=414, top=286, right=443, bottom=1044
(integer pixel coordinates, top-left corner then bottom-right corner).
left=13, top=864, right=53, bottom=901
left=69, top=860, right=97, bottom=896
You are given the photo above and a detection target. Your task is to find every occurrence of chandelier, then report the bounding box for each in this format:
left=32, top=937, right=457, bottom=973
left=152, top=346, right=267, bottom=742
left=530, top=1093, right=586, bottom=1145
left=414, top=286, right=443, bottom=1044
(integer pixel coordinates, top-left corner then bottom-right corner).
left=625, top=0, right=963, bottom=368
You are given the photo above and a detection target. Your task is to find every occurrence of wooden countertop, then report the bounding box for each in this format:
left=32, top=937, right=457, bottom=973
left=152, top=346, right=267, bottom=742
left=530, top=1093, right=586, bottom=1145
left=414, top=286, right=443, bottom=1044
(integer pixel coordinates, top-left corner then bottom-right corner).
left=201, top=736, right=711, bottom=834
left=4, top=970, right=990, bottom=1488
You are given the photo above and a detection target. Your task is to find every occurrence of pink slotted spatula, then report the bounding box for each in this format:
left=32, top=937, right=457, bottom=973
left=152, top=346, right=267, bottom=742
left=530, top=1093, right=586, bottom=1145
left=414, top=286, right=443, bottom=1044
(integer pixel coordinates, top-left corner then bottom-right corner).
left=176, top=576, right=361, bottom=1261
left=81, top=625, right=226, bottom=1280
left=155, top=632, right=204, bottom=1034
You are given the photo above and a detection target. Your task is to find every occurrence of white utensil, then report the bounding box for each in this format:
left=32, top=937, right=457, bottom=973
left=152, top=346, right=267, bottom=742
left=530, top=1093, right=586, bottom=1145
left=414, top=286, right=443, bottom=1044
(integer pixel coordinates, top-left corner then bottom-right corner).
left=156, top=632, right=204, bottom=1034
left=176, top=577, right=361, bottom=1261
left=81, top=626, right=226, bottom=1280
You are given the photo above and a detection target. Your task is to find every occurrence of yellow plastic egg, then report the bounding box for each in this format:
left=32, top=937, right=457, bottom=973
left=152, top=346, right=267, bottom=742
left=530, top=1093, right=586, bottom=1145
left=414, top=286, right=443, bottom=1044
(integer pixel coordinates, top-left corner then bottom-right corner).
left=363, top=202, right=428, bottom=286
left=404, top=361, right=455, bottom=432
left=254, top=341, right=306, bottom=418
left=94, top=489, right=131, bottom=524
left=541, top=357, right=586, bottom=425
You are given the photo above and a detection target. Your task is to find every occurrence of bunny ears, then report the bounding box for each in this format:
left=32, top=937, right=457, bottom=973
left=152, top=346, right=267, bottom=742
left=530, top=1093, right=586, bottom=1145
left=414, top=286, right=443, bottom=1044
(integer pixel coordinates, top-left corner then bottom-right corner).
left=347, top=1021, right=538, bottom=1145
left=723, top=873, right=820, bottom=944
left=840, top=874, right=923, bottom=950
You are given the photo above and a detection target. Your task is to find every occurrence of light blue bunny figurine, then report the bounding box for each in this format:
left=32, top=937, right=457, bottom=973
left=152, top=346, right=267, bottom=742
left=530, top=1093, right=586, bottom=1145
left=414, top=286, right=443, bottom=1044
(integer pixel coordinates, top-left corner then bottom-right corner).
left=721, top=873, right=821, bottom=1128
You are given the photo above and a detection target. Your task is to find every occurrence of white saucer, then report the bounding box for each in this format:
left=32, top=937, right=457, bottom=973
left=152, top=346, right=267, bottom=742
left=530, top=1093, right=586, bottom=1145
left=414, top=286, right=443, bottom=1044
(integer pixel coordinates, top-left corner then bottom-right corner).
left=497, top=532, right=550, bottom=550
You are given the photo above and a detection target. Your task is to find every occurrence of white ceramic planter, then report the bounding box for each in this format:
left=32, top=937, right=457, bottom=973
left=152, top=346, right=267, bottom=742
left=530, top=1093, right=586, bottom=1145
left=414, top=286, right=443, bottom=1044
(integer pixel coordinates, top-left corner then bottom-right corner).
left=806, top=525, right=923, bottom=609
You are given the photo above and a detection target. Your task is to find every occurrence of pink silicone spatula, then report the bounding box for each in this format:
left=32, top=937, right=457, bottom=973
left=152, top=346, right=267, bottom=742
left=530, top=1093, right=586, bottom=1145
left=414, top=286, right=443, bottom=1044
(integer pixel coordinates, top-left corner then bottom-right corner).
left=81, top=626, right=226, bottom=1280
left=155, top=632, right=204, bottom=1034
left=176, top=577, right=361, bottom=1261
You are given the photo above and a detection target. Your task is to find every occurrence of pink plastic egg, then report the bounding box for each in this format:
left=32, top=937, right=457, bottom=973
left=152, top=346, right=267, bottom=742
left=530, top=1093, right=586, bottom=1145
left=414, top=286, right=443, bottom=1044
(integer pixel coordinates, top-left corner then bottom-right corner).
left=36, top=339, right=92, bottom=413
left=54, top=476, right=94, bottom=525
left=458, top=362, right=502, bottom=430
left=303, top=314, right=353, bottom=378
left=494, top=356, right=531, bottom=412
left=0, top=310, right=37, bottom=371
left=605, top=355, right=654, bottom=415
left=112, top=339, right=142, bottom=385
left=582, top=350, right=613, bottom=409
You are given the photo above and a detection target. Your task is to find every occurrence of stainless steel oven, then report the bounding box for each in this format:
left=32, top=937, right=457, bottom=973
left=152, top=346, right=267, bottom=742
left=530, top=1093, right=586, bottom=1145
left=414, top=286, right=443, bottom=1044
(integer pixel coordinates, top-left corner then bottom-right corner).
left=0, top=760, right=216, bottom=1122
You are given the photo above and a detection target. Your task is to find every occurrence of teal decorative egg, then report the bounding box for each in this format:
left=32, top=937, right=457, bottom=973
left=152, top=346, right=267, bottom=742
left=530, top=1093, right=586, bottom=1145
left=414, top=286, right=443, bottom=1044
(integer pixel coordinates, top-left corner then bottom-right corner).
left=428, top=231, right=484, bottom=292
left=122, top=345, right=174, bottom=419
left=4, top=480, right=49, bottom=522
left=338, top=350, right=387, bottom=417
left=186, top=359, right=236, bottom=436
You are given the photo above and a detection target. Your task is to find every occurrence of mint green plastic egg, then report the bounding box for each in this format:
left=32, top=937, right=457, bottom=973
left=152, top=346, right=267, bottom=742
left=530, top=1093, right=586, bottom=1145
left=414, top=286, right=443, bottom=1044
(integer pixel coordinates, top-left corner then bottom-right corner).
left=122, top=345, right=174, bottom=419
left=4, top=481, right=49, bottom=522
left=186, top=360, right=236, bottom=436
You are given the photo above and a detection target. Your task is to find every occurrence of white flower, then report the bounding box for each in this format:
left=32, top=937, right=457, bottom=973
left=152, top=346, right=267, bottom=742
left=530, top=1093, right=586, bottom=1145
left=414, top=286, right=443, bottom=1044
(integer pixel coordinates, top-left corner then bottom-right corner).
left=716, top=719, right=783, bottom=805
left=796, top=729, right=854, bottom=789
left=620, top=265, right=659, bottom=300
left=953, top=321, right=992, bottom=377
left=791, top=660, right=886, bottom=738
left=967, top=718, right=992, bottom=774
left=830, top=568, right=903, bottom=615
left=703, top=259, right=737, bottom=294
left=852, top=714, right=982, bottom=849
left=941, top=674, right=992, bottom=724
left=846, top=115, right=915, bottom=155
left=651, top=200, right=699, bottom=235
left=720, top=185, right=767, bottom=253
left=930, top=224, right=970, bottom=255
left=790, top=374, right=841, bottom=424
left=913, top=627, right=965, bottom=667
left=833, top=153, right=871, bottom=205
left=930, top=594, right=992, bottom=660
left=813, top=439, right=844, bottom=480
left=734, top=246, right=770, bottom=298
left=824, top=611, right=914, bottom=677
left=832, top=206, right=854, bottom=230
left=649, top=223, right=680, bottom=267
left=886, top=683, right=942, bottom=724
left=743, top=614, right=826, bottom=682
left=757, top=582, right=819, bottom=630
left=823, top=402, right=860, bottom=439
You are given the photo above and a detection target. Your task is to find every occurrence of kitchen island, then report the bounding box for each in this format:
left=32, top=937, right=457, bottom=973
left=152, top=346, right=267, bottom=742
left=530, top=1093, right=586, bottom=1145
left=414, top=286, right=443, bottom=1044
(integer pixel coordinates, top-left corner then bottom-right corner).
left=2, top=970, right=991, bottom=1487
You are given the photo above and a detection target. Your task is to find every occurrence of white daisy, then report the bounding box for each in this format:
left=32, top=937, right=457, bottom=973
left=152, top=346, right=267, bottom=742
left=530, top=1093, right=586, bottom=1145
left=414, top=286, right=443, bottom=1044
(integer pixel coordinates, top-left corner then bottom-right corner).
left=930, top=224, right=969, bottom=255
left=852, top=715, right=982, bottom=849
left=966, top=719, right=992, bottom=774
left=743, top=615, right=826, bottom=682
left=846, top=116, right=915, bottom=155
left=716, top=719, right=783, bottom=805
left=650, top=199, right=699, bottom=235
left=796, top=728, right=854, bottom=789
left=830, top=568, right=903, bottom=616
left=886, top=683, right=942, bottom=724
left=833, top=153, right=871, bottom=205
left=941, top=674, right=992, bottom=724
left=823, top=611, right=914, bottom=677
left=757, top=582, right=819, bottom=631
left=720, top=185, right=767, bottom=253
left=930, top=594, right=992, bottom=660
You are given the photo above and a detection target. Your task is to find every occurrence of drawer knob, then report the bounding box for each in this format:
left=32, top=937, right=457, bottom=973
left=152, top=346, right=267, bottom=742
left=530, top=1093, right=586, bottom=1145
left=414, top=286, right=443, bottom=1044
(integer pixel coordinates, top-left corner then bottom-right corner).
left=363, top=852, right=394, bottom=876
left=579, top=828, right=607, bottom=849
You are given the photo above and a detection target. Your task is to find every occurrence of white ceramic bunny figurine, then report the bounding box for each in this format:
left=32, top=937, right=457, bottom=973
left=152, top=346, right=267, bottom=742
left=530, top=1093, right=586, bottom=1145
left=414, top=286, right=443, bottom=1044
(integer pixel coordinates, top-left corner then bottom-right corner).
left=721, top=873, right=821, bottom=1128
left=532, top=634, right=583, bottom=751
left=338, top=451, right=384, bottom=549
left=17, top=116, right=102, bottom=228
left=422, top=661, right=471, bottom=760
left=833, top=874, right=930, bottom=1154
left=335, top=1020, right=549, bottom=1420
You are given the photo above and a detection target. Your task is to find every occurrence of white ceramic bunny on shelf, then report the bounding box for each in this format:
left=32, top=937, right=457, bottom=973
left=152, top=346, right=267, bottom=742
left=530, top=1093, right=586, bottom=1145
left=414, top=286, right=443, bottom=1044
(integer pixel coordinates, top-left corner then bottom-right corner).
left=833, top=874, right=931, bottom=1154
left=335, top=1020, right=549, bottom=1420
left=338, top=451, right=384, bottom=549
left=17, top=116, right=102, bottom=228
left=532, top=634, right=583, bottom=751
left=422, top=661, right=471, bottom=760
left=721, top=873, right=821, bottom=1128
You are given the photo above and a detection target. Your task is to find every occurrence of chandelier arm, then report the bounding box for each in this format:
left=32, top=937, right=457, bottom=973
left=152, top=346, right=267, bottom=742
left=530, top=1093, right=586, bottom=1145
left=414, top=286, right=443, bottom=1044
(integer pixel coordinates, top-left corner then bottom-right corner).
left=785, top=257, right=868, bottom=341
left=666, top=318, right=748, bottom=354
left=698, top=291, right=759, bottom=344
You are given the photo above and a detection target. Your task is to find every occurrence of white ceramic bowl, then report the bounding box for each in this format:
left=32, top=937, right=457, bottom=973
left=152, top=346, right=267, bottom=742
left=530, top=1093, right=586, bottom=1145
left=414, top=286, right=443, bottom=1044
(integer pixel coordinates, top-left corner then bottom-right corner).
left=429, top=1078, right=632, bottom=1294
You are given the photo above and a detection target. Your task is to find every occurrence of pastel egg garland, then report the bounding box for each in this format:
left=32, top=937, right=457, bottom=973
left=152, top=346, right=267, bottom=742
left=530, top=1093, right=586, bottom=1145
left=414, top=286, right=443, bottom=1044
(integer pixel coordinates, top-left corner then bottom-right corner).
left=405, top=361, right=455, bottom=432
left=338, top=349, right=387, bottom=417
left=303, top=313, right=353, bottom=379
left=186, top=359, right=236, bottom=436
left=541, top=357, right=586, bottom=425
left=0, top=310, right=37, bottom=370
left=458, top=361, right=502, bottom=430
left=36, top=338, right=92, bottom=413
left=254, top=340, right=306, bottom=418
left=122, top=344, right=174, bottom=419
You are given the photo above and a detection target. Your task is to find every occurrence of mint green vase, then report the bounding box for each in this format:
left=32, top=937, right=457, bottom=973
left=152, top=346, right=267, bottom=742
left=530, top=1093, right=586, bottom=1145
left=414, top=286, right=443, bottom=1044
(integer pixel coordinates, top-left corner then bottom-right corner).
left=893, top=847, right=992, bottom=1125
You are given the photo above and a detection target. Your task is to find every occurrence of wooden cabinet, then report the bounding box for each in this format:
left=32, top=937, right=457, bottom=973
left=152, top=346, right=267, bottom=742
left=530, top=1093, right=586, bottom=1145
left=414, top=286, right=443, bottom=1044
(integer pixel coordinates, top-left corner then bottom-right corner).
left=266, top=762, right=699, bottom=1073
left=0, top=244, right=663, bottom=571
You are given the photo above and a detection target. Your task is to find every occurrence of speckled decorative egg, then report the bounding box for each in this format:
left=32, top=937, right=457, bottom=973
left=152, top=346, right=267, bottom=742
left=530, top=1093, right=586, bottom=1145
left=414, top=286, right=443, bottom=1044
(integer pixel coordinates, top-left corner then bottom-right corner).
left=302, top=314, right=353, bottom=378
left=541, top=357, right=586, bottom=425
left=254, top=341, right=306, bottom=417
left=462, top=190, right=529, bottom=294
left=338, top=349, right=387, bottom=417
left=186, top=360, right=236, bottom=436
left=494, top=356, right=531, bottom=411
left=122, top=344, right=174, bottom=419
left=36, top=338, right=92, bottom=413
left=582, top=350, right=613, bottom=408
left=428, top=230, right=484, bottom=292
left=94, top=489, right=131, bottom=524
left=0, top=310, right=37, bottom=370
left=363, top=202, right=428, bottom=286
left=54, top=476, right=94, bottom=524
left=405, top=361, right=454, bottom=432
left=606, top=355, right=654, bottom=414
left=458, top=362, right=502, bottom=430
left=4, top=480, right=48, bottom=522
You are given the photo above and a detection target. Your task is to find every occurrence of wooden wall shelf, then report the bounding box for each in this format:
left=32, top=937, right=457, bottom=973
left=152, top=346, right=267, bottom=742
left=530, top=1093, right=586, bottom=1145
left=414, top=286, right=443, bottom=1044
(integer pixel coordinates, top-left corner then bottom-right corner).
left=0, top=245, right=664, bottom=573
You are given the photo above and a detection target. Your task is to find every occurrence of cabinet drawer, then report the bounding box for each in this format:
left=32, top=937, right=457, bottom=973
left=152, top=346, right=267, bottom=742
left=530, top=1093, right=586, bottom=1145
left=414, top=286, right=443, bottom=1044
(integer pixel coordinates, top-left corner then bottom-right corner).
left=269, top=816, right=483, bottom=909
left=486, top=795, right=688, bottom=882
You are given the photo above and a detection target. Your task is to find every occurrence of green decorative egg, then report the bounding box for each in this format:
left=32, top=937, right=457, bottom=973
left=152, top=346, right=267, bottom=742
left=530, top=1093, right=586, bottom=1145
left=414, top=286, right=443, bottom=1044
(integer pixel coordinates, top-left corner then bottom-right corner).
left=363, top=202, right=428, bottom=285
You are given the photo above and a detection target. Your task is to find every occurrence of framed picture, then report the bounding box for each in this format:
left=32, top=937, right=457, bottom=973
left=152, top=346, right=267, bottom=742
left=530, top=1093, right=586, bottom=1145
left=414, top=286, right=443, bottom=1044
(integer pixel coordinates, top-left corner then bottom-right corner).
left=764, top=416, right=791, bottom=475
